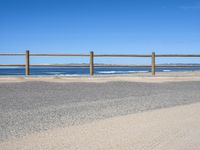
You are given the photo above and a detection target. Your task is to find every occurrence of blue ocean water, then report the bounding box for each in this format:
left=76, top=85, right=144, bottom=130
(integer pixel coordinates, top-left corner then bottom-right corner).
left=0, top=67, right=200, bottom=76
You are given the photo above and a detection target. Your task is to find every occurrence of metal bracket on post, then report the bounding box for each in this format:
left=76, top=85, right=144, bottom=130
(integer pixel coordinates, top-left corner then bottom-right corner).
left=152, top=51, right=156, bottom=76
left=25, top=50, right=30, bottom=76
left=90, top=51, right=94, bottom=76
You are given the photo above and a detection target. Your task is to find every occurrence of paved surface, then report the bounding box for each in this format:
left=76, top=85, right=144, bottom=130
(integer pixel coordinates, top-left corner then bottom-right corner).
left=0, top=81, right=200, bottom=141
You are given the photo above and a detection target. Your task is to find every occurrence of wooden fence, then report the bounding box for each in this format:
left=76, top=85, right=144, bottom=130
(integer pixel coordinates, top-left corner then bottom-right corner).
left=0, top=50, right=200, bottom=76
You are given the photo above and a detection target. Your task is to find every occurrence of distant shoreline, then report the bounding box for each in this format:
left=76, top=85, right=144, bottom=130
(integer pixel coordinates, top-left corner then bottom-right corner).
left=0, top=66, right=200, bottom=76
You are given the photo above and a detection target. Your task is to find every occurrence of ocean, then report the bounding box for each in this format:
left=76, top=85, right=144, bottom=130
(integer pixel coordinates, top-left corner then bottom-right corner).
left=0, top=67, right=200, bottom=76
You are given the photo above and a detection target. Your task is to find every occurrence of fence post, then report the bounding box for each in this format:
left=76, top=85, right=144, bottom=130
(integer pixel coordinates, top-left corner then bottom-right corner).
left=151, top=51, right=155, bottom=76
left=90, top=51, right=94, bottom=76
left=25, top=50, right=30, bottom=76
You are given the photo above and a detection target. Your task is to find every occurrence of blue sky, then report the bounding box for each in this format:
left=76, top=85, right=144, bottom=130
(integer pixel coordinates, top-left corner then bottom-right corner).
left=0, top=0, right=200, bottom=64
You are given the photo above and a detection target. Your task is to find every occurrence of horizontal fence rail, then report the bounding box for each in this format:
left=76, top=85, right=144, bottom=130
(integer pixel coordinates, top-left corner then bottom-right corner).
left=0, top=50, right=200, bottom=76
left=0, top=53, right=25, bottom=56
left=94, top=54, right=152, bottom=57
left=30, top=54, right=90, bottom=56
left=1, top=64, right=200, bottom=68
left=0, top=64, right=25, bottom=66
left=156, top=54, right=200, bottom=57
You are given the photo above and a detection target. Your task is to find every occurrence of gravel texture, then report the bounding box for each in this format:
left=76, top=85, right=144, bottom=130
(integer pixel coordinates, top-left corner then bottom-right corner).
left=0, top=81, right=200, bottom=141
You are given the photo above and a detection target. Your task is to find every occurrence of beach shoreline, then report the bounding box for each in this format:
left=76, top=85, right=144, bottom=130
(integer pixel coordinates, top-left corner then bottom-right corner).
left=1, top=71, right=200, bottom=83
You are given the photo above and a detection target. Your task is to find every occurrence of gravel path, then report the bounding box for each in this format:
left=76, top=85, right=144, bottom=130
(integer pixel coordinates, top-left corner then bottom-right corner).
left=0, top=81, right=200, bottom=141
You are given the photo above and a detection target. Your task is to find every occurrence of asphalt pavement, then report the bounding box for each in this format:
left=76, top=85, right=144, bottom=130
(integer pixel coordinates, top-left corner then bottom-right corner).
left=0, top=81, right=200, bottom=141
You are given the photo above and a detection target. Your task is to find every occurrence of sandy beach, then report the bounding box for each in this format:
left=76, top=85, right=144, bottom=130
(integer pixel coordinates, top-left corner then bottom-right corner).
left=1, top=74, right=200, bottom=149
left=1, top=71, right=200, bottom=83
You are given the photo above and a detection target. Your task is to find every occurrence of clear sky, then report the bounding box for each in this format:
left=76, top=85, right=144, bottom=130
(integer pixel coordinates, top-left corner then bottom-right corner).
left=0, top=0, right=200, bottom=64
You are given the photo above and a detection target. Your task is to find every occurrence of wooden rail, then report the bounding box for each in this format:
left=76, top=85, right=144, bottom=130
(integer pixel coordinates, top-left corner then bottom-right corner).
left=0, top=51, right=200, bottom=76
left=30, top=54, right=90, bottom=56
left=156, top=54, right=200, bottom=57
left=94, top=54, right=151, bottom=57
left=0, top=53, right=25, bottom=56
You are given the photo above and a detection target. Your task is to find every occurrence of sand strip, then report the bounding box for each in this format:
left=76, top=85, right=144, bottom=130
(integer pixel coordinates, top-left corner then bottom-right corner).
left=1, top=74, right=200, bottom=83
left=1, top=102, right=200, bottom=150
